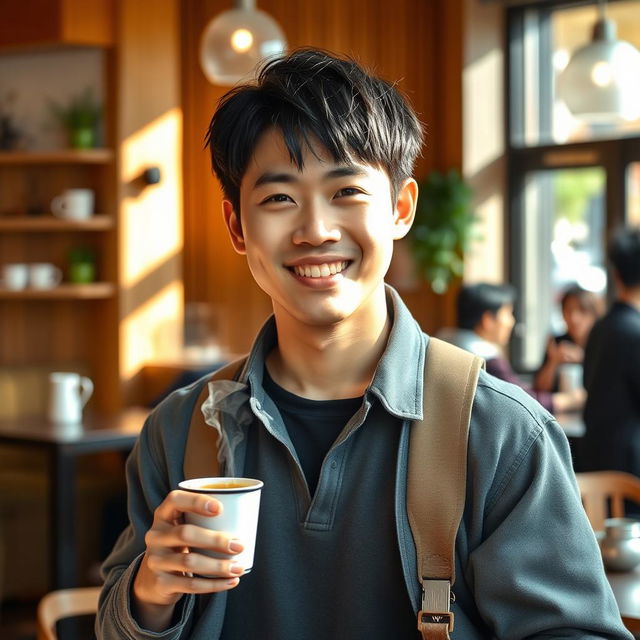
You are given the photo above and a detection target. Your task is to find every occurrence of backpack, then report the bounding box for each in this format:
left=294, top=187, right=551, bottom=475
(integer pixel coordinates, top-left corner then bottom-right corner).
left=183, top=337, right=484, bottom=639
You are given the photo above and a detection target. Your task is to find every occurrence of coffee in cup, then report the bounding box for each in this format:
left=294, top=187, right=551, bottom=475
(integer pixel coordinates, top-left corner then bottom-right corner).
left=178, top=477, right=263, bottom=572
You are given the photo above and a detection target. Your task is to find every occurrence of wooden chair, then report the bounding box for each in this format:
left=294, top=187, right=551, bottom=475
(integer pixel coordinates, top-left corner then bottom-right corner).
left=36, top=586, right=101, bottom=640
left=575, top=470, right=640, bottom=531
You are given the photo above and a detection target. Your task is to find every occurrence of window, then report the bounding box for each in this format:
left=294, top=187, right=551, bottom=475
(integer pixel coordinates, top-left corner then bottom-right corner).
left=507, top=0, right=640, bottom=371
left=511, top=1, right=640, bottom=148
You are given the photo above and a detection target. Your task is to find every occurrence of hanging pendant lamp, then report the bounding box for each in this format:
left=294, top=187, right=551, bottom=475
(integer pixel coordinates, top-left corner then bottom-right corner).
left=557, top=0, right=640, bottom=123
left=199, top=0, right=287, bottom=86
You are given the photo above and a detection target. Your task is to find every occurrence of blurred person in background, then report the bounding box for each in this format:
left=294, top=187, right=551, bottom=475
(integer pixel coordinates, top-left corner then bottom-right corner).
left=533, top=284, right=604, bottom=393
left=440, top=283, right=585, bottom=414
left=579, top=228, right=640, bottom=476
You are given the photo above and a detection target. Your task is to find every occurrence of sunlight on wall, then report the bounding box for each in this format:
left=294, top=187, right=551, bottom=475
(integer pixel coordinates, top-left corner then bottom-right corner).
left=465, top=193, right=504, bottom=283
left=463, top=0, right=506, bottom=285
left=121, top=282, right=184, bottom=378
left=119, top=108, right=184, bottom=378
left=463, top=48, right=504, bottom=177
left=120, top=108, right=183, bottom=288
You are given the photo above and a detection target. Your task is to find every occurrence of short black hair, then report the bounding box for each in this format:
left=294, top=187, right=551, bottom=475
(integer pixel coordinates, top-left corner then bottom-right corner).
left=205, top=48, right=424, bottom=217
left=457, top=283, right=516, bottom=331
left=609, top=227, right=640, bottom=288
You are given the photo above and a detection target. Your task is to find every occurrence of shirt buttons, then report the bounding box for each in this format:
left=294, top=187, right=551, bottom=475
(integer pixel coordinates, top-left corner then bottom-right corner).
left=331, top=460, right=338, bottom=469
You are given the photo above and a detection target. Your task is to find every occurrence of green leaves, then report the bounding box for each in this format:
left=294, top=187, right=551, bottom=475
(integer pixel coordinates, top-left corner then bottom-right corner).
left=49, top=87, right=102, bottom=130
left=410, top=169, right=476, bottom=294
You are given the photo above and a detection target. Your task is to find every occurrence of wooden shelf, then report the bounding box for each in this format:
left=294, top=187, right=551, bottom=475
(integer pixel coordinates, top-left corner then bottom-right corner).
left=0, top=215, right=113, bottom=232
left=0, top=283, right=116, bottom=300
left=0, top=149, right=114, bottom=165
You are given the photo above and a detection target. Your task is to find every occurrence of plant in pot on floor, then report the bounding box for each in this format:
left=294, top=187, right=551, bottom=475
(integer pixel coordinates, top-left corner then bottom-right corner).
left=409, top=169, right=478, bottom=294
left=49, top=88, right=102, bottom=150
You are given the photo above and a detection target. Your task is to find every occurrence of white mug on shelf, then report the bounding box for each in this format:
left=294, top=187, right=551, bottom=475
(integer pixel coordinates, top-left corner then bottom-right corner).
left=47, top=372, right=94, bottom=424
left=51, top=188, right=95, bottom=221
left=29, top=263, right=63, bottom=289
left=2, top=263, right=29, bottom=290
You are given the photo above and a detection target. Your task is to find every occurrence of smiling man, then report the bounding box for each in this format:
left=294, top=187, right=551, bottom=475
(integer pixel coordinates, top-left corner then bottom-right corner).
left=96, top=49, right=631, bottom=640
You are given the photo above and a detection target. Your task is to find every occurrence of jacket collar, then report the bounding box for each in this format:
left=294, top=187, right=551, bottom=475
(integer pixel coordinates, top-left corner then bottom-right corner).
left=240, top=284, right=426, bottom=421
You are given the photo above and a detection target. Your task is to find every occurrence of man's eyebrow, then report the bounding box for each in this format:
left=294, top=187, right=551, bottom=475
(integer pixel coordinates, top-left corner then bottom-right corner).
left=324, top=166, right=368, bottom=180
left=253, top=165, right=368, bottom=189
left=253, top=172, right=297, bottom=188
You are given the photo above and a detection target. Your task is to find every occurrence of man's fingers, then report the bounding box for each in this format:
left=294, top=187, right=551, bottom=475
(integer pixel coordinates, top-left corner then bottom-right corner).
left=155, top=570, right=240, bottom=595
left=146, top=550, right=245, bottom=578
left=153, top=490, right=222, bottom=524
left=145, top=523, right=243, bottom=555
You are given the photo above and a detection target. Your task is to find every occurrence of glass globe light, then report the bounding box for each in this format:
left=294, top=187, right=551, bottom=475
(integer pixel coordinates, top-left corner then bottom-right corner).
left=557, top=17, right=640, bottom=123
left=200, top=0, right=287, bottom=86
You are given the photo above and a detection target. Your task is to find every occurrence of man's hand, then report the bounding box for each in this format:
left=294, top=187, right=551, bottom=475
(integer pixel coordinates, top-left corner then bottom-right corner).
left=555, top=340, right=584, bottom=364
left=132, top=490, right=245, bottom=631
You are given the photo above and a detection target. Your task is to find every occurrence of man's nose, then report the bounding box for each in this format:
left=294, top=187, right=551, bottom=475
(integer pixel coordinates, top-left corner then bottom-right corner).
left=292, top=202, right=341, bottom=245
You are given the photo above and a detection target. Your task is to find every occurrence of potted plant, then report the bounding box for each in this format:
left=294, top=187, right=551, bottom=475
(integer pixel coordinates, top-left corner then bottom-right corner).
left=409, top=169, right=478, bottom=294
left=67, top=246, right=97, bottom=284
left=49, top=88, right=102, bottom=149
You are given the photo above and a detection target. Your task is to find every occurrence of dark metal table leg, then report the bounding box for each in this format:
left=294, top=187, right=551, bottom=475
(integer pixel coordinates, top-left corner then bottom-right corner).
left=50, top=444, right=77, bottom=590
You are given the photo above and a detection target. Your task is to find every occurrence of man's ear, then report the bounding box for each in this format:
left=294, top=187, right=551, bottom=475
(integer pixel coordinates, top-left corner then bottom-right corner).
left=392, top=178, right=418, bottom=240
left=223, top=200, right=246, bottom=255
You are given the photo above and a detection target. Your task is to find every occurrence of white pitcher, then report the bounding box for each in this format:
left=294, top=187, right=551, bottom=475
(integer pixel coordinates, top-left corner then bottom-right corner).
left=47, top=372, right=94, bottom=423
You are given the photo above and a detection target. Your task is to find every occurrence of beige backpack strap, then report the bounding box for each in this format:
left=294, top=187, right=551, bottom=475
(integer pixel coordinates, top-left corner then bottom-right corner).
left=408, top=337, right=484, bottom=639
left=183, top=357, right=248, bottom=480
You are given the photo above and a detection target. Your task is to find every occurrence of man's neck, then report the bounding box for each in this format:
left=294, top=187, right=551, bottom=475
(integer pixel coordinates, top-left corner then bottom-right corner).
left=619, top=287, right=640, bottom=311
left=266, top=294, right=391, bottom=401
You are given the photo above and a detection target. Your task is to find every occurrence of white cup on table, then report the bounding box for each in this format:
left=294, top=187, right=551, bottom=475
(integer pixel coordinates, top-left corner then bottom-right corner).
left=559, top=363, right=584, bottom=392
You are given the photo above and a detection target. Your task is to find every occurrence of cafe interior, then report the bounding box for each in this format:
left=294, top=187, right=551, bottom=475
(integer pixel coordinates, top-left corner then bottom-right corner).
left=1, top=0, right=640, bottom=637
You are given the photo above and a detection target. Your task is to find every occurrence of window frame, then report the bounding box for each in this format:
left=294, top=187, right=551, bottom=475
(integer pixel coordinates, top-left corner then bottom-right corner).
left=506, top=0, right=640, bottom=370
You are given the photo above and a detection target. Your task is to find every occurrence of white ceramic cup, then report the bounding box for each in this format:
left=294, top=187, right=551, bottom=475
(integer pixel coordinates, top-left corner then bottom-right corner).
left=2, top=263, right=29, bottom=290
left=178, top=477, right=264, bottom=573
left=47, top=372, right=94, bottom=424
left=559, top=363, right=584, bottom=392
left=51, top=189, right=95, bottom=221
left=29, top=263, right=63, bottom=289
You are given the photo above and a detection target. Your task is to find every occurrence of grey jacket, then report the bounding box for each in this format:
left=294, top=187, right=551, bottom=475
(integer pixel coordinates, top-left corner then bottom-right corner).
left=97, top=287, right=631, bottom=639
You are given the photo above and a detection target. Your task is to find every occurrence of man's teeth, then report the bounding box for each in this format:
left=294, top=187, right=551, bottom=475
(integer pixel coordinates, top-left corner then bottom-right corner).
left=293, top=261, right=349, bottom=278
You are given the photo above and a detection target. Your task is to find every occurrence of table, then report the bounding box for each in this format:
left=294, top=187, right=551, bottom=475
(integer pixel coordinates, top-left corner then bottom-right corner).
left=607, top=566, right=640, bottom=633
left=0, top=407, right=149, bottom=589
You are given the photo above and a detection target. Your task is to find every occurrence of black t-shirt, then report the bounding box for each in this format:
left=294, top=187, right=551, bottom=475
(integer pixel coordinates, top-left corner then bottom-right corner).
left=263, top=367, right=363, bottom=495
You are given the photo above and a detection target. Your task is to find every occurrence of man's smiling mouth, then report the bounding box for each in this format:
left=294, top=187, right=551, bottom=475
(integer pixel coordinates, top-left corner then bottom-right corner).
left=290, top=261, right=350, bottom=278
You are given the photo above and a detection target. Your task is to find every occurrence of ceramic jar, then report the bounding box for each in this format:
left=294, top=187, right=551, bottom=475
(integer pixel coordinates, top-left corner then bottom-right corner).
left=600, top=517, right=640, bottom=572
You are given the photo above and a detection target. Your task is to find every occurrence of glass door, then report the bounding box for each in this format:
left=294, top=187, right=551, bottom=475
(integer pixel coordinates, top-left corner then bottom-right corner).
left=512, top=165, right=607, bottom=370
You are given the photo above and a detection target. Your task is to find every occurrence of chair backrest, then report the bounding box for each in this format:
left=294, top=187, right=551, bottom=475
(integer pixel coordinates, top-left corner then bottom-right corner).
left=575, top=471, right=640, bottom=531
left=37, top=586, right=101, bottom=640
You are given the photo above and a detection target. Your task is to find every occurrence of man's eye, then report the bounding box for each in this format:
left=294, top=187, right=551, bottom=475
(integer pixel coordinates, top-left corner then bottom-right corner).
left=262, top=193, right=293, bottom=204
left=335, top=187, right=364, bottom=198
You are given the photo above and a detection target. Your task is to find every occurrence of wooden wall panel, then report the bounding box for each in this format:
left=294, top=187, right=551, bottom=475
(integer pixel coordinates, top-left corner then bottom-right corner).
left=182, top=0, right=464, bottom=354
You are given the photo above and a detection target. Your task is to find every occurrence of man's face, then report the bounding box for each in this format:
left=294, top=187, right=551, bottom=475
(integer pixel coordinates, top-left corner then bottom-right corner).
left=483, top=303, right=516, bottom=347
left=223, top=128, right=415, bottom=328
left=562, top=296, right=595, bottom=345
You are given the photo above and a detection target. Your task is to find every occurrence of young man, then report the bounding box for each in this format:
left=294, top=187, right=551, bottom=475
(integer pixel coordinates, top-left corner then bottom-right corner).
left=96, top=50, right=630, bottom=639
left=440, top=283, right=585, bottom=414
left=580, top=227, right=640, bottom=476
